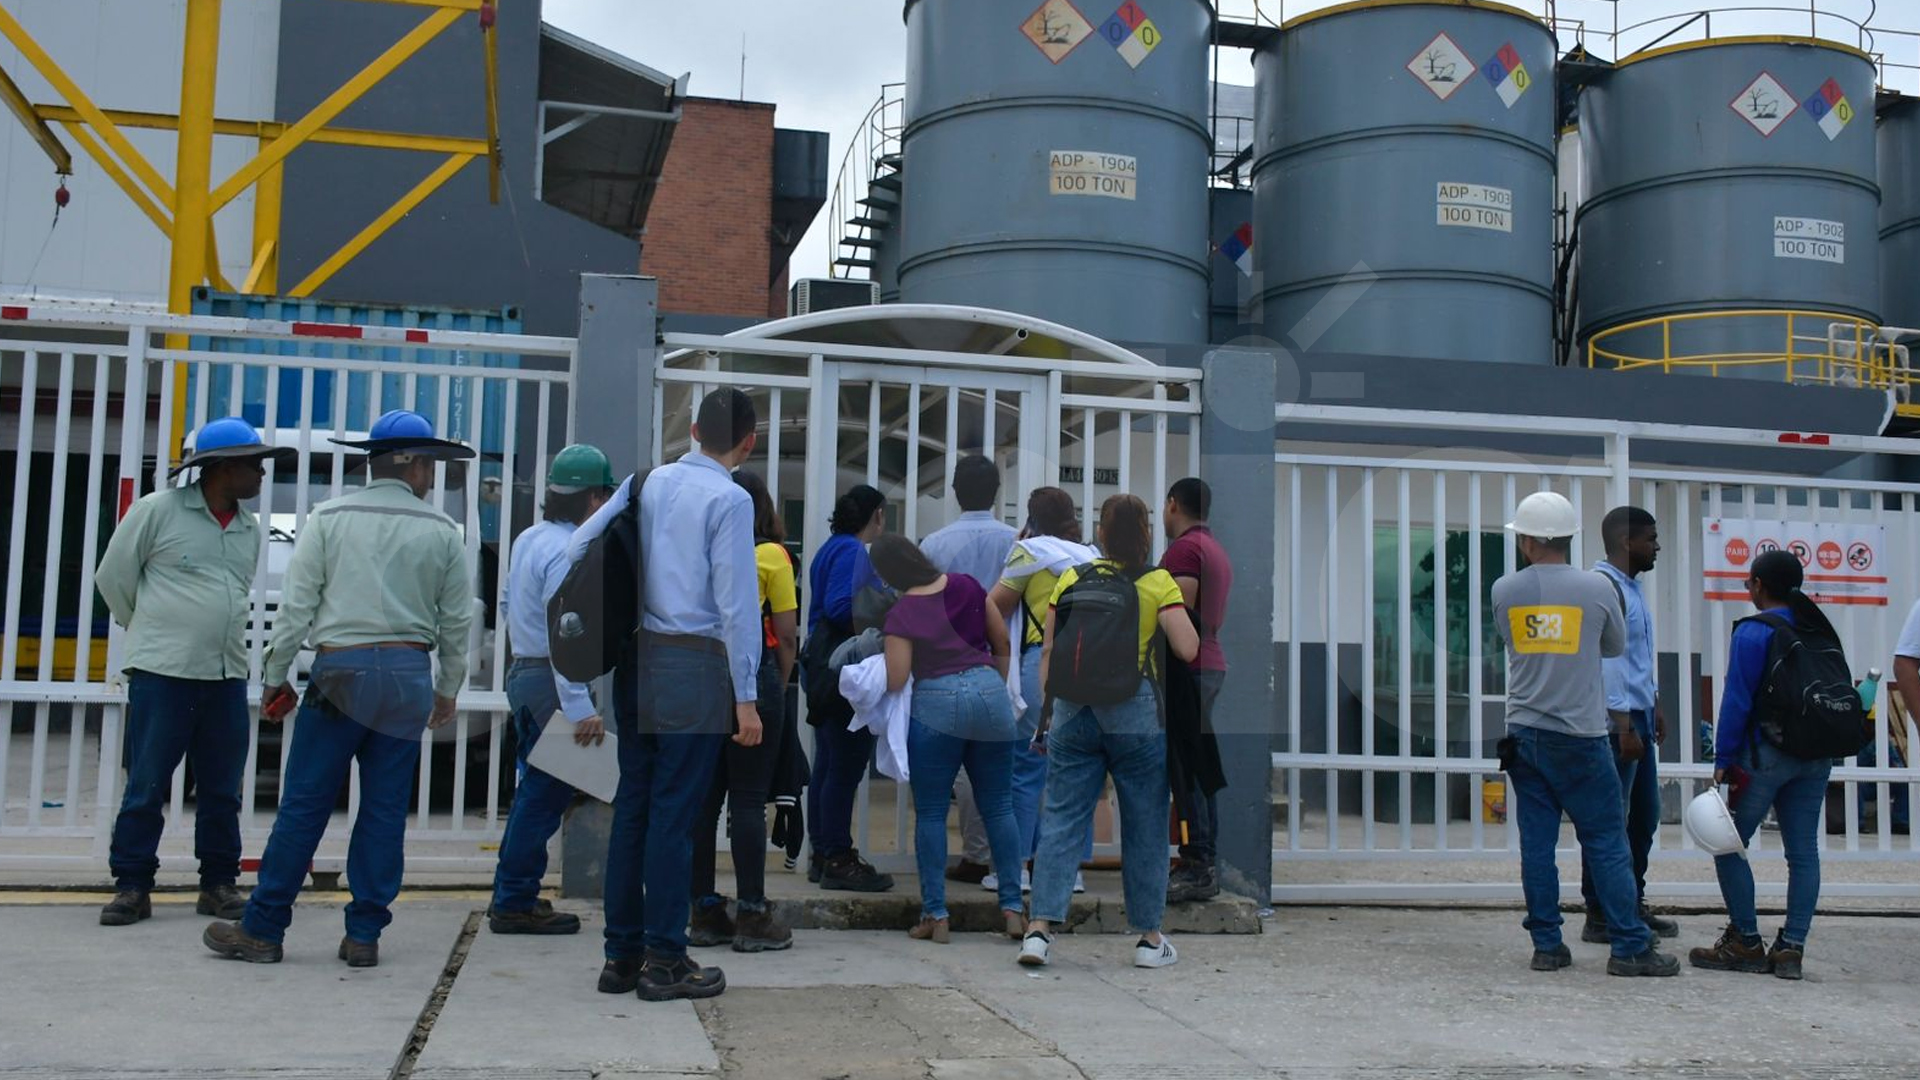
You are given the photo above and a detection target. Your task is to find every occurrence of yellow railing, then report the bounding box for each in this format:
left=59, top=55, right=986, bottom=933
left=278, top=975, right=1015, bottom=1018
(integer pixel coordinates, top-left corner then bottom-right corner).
left=1586, top=309, right=1915, bottom=397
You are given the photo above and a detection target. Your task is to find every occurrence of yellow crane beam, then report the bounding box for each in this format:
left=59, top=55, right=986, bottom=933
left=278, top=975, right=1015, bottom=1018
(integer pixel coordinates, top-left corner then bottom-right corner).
left=30, top=105, right=491, bottom=157
left=0, top=60, right=68, bottom=174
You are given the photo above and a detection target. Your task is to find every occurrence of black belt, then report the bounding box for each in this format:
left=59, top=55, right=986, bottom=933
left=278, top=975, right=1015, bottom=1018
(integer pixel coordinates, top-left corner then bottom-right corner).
left=509, top=656, right=550, bottom=669
left=642, top=631, right=727, bottom=658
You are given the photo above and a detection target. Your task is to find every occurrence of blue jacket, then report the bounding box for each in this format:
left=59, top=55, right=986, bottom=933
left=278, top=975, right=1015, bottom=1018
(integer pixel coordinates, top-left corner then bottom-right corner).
left=1717, top=607, right=1791, bottom=769
left=808, top=532, right=872, bottom=635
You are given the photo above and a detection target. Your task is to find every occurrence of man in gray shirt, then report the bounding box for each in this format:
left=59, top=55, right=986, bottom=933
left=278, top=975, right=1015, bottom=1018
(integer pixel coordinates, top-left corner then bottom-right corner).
left=1492, top=492, right=1676, bottom=977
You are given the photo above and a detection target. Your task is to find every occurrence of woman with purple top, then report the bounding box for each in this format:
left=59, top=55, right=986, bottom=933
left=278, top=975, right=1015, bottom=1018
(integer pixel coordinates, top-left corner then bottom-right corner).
left=869, top=533, right=1025, bottom=943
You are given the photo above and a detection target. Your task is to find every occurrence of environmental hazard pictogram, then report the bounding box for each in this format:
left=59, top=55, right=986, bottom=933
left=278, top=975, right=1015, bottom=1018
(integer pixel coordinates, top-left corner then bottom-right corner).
left=1407, top=33, right=1474, bottom=101
left=1730, top=72, right=1796, bottom=137
left=1022, top=0, right=1093, bottom=64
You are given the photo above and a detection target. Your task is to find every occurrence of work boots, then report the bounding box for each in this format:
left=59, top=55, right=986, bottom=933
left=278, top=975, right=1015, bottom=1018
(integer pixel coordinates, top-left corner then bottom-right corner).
left=99, top=889, right=151, bottom=926
left=1166, top=860, right=1220, bottom=904
left=731, top=903, right=792, bottom=953
left=203, top=920, right=283, bottom=964
left=489, top=898, right=582, bottom=935
left=686, top=900, right=736, bottom=948
left=1688, top=924, right=1771, bottom=973
left=196, top=884, right=249, bottom=920
left=1768, top=933, right=1805, bottom=981
left=819, top=850, right=894, bottom=893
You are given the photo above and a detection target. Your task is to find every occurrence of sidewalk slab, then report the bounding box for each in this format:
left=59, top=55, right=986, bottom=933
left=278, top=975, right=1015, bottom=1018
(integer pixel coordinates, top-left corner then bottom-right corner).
left=411, top=908, right=718, bottom=1080
left=0, top=900, right=471, bottom=1080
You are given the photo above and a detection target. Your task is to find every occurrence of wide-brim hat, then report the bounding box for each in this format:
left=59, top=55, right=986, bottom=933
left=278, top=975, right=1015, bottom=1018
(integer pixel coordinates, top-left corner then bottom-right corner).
left=169, top=443, right=299, bottom=478
left=326, top=435, right=477, bottom=461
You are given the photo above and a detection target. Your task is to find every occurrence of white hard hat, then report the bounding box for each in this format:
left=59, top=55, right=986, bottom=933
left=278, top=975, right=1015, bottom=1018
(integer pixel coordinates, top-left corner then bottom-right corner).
left=1683, top=787, right=1747, bottom=859
left=1504, top=491, right=1579, bottom=538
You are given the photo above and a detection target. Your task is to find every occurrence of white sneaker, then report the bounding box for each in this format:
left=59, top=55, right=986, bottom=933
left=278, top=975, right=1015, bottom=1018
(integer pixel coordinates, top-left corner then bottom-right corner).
left=1018, top=930, right=1053, bottom=967
left=1072, top=871, right=1086, bottom=894
left=981, top=872, right=998, bottom=892
left=1133, top=934, right=1177, bottom=969
left=1021, top=868, right=1032, bottom=893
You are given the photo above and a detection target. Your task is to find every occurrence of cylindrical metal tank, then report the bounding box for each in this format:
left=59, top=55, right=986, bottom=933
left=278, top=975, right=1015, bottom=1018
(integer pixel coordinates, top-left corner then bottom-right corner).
left=1578, top=38, right=1880, bottom=370
left=1879, top=95, right=1920, bottom=329
left=1252, top=0, right=1556, bottom=364
left=1209, top=186, right=1254, bottom=344
left=897, top=0, right=1212, bottom=344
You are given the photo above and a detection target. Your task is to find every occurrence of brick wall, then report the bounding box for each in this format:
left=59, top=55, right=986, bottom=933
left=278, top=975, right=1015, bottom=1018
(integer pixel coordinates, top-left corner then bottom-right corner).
left=641, top=98, right=776, bottom=318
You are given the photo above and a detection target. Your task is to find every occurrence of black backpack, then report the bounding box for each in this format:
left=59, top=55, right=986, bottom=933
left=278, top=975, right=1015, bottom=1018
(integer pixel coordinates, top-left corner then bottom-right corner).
left=1740, top=612, right=1869, bottom=760
left=1047, top=562, right=1152, bottom=706
left=546, top=472, right=647, bottom=683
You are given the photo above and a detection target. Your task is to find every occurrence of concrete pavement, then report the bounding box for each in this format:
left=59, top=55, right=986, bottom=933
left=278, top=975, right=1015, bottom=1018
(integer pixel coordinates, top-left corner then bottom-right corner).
left=3, top=896, right=1916, bottom=1079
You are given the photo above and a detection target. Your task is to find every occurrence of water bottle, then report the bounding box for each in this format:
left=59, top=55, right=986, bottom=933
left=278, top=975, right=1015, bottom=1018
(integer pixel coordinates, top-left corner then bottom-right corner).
left=557, top=611, right=585, bottom=639
left=1860, top=667, right=1882, bottom=716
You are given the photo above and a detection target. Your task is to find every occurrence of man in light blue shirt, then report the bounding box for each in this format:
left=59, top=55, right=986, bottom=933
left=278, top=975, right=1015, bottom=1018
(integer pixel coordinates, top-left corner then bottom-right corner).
left=918, top=455, right=1017, bottom=884
left=596, top=388, right=762, bottom=1004
left=1581, top=506, right=1679, bottom=943
left=488, top=444, right=617, bottom=936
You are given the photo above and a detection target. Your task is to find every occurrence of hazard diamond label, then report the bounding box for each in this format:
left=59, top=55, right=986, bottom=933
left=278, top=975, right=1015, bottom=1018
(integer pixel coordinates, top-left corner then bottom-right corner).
left=1022, top=0, right=1094, bottom=64
left=1802, top=77, right=1855, bottom=141
left=1730, top=72, right=1796, bottom=137
left=1407, top=33, right=1474, bottom=100
left=1098, top=2, right=1161, bottom=68
left=1480, top=42, right=1532, bottom=108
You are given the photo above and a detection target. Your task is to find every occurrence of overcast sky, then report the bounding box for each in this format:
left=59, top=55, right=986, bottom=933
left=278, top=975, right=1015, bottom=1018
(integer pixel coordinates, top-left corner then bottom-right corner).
left=542, top=0, right=1912, bottom=285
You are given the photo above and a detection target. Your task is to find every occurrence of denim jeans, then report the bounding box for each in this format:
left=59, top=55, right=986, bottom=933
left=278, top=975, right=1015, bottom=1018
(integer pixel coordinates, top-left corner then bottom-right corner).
left=490, top=659, right=579, bottom=913
left=1176, top=669, right=1225, bottom=865
left=1010, top=648, right=1094, bottom=862
left=1506, top=724, right=1651, bottom=958
left=1030, top=679, right=1168, bottom=932
left=807, top=711, right=876, bottom=859
left=109, top=672, right=248, bottom=891
left=1715, top=739, right=1832, bottom=947
left=907, top=667, right=1023, bottom=919
left=603, top=643, right=728, bottom=961
left=243, top=647, right=432, bottom=944
left=692, top=654, right=788, bottom=908
left=1579, top=708, right=1660, bottom=916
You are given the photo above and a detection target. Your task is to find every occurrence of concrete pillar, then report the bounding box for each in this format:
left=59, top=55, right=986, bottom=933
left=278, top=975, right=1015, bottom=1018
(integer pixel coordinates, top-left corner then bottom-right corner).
left=561, top=274, right=657, bottom=899
left=1199, top=348, right=1278, bottom=904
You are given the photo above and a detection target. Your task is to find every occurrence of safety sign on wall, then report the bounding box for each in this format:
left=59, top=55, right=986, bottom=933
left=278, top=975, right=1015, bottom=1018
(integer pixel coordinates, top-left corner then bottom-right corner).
left=1773, top=216, right=1844, bottom=264
left=1481, top=43, right=1531, bottom=108
left=1702, top=518, right=1888, bottom=606
left=1407, top=33, right=1473, bottom=101
left=1049, top=150, right=1137, bottom=200
left=1437, top=182, right=1512, bottom=232
left=1022, top=0, right=1093, bottom=63
left=1099, top=2, right=1160, bottom=68
left=1730, top=72, right=1795, bottom=137
left=1803, top=77, right=1854, bottom=141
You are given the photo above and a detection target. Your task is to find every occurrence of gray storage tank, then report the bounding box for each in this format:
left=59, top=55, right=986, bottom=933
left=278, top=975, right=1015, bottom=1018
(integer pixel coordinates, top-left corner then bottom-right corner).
left=1252, top=0, right=1556, bottom=364
left=1578, top=38, right=1880, bottom=373
left=897, top=0, right=1212, bottom=344
left=1879, top=94, right=1920, bottom=329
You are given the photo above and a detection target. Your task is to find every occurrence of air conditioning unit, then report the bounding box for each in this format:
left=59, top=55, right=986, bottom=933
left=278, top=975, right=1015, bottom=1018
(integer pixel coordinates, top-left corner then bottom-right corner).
left=790, top=278, right=879, bottom=316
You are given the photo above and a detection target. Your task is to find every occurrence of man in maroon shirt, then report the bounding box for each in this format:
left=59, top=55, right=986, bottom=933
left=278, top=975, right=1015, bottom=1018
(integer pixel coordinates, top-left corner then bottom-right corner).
left=1161, top=477, right=1232, bottom=903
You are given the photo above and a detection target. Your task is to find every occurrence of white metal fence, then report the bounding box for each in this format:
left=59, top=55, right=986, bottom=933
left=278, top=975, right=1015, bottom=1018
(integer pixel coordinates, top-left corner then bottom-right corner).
left=1273, top=404, right=1920, bottom=901
left=658, top=321, right=1202, bottom=869
left=0, top=304, right=574, bottom=874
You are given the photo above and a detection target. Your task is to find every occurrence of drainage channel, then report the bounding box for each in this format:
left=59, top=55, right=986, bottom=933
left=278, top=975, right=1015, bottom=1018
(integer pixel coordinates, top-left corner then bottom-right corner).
left=387, top=909, right=482, bottom=1080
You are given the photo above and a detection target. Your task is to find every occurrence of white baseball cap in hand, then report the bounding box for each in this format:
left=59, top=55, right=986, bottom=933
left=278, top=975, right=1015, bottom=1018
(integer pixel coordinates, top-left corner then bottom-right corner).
left=1684, top=786, right=1747, bottom=859
left=1504, top=491, right=1579, bottom=538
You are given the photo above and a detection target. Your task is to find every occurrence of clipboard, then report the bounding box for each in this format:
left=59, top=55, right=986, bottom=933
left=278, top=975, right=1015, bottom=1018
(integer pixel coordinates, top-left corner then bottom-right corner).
left=525, top=712, right=619, bottom=804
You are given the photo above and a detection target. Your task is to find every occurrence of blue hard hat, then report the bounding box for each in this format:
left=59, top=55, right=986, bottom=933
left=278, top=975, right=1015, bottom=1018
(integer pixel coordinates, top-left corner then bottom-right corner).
left=171, top=416, right=296, bottom=477
left=328, top=409, right=475, bottom=461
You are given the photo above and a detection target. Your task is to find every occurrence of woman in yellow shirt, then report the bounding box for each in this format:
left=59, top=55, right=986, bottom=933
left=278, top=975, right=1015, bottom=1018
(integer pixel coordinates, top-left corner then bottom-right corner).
left=988, top=487, right=1098, bottom=881
left=688, top=470, right=797, bottom=953
left=1019, top=494, right=1197, bottom=973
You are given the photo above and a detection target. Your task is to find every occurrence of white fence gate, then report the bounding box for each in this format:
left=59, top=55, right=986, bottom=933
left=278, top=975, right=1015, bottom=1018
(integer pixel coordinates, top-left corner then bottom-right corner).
left=1272, top=404, right=1920, bottom=902
left=659, top=313, right=1202, bottom=869
left=0, top=305, right=574, bottom=875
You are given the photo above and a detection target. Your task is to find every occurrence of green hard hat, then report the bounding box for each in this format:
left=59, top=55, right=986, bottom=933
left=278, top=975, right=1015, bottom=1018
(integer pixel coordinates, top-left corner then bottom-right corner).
left=547, top=444, right=614, bottom=494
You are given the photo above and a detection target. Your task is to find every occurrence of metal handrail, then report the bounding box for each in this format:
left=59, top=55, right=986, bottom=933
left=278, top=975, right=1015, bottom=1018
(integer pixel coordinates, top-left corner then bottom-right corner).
left=1607, top=3, right=1879, bottom=61
left=1585, top=309, right=1912, bottom=391
left=824, top=83, right=905, bottom=281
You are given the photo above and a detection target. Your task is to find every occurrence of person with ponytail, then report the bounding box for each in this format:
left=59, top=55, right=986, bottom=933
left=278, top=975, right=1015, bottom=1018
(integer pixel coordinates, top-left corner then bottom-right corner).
left=868, top=533, right=1025, bottom=943
left=801, top=484, right=895, bottom=893
left=1689, top=549, right=1840, bottom=980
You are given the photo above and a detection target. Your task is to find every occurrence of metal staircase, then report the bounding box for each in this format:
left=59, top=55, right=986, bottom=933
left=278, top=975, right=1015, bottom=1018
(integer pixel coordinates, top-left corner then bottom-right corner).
left=827, top=84, right=905, bottom=282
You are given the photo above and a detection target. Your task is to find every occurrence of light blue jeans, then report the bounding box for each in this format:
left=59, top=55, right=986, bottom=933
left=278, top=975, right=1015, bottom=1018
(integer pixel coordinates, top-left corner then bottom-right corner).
left=1716, top=739, right=1832, bottom=947
left=908, top=666, right=1023, bottom=919
left=1030, top=679, right=1168, bottom=933
left=1012, top=647, right=1093, bottom=862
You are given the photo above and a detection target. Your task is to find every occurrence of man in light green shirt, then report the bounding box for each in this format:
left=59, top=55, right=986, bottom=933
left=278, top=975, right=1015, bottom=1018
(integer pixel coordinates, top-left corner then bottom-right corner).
left=94, top=417, right=294, bottom=928
left=205, top=410, right=474, bottom=968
